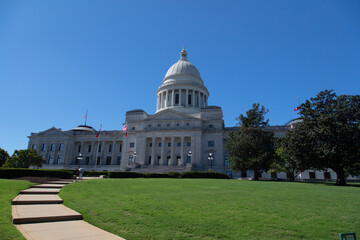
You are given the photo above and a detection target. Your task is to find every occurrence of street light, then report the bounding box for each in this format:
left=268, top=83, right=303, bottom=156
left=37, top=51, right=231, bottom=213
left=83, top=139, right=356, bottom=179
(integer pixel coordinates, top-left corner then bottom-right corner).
left=208, top=153, right=214, bottom=171
left=76, top=154, right=83, bottom=167
left=187, top=151, right=192, bottom=164
left=133, top=151, right=137, bottom=164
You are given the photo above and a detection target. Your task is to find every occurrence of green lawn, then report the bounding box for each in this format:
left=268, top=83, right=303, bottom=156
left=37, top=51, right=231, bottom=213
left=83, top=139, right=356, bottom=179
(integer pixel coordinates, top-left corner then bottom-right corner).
left=60, top=179, right=360, bottom=240
left=0, top=179, right=34, bottom=240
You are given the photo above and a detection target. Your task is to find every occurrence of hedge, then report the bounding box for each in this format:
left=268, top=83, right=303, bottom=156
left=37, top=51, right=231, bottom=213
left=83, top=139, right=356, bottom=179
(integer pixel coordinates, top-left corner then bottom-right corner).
left=108, top=171, right=230, bottom=179
left=0, top=168, right=73, bottom=179
left=180, top=171, right=230, bottom=179
left=84, top=171, right=108, bottom=177
left=108, top=171, right=144, bottom=178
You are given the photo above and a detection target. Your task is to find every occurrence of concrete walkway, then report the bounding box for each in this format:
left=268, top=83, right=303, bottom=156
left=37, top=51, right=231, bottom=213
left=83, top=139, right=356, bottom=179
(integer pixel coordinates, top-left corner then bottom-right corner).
left=12, top=179, right=125, bottom=240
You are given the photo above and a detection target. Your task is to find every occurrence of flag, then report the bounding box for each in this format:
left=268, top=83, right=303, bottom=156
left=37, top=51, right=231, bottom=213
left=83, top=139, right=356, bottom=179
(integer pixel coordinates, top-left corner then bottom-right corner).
left=96, top=124, right=102, bottom=138
left=84, top=109, right=88, bottom=119
left=294, top=106, right=300, bottom=111
left=122, top=124, right=128, bottom=137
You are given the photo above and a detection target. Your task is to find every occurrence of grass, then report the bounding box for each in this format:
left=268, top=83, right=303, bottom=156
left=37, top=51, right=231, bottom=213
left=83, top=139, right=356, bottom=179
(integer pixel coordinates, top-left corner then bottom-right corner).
left=60, top=179, right=360, bottom=240
left=0, top=179, right=34, bottom=240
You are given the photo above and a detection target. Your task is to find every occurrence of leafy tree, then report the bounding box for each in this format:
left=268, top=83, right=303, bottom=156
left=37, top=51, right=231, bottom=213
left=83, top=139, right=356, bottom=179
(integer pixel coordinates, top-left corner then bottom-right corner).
left=287, top=90, right=360, bottom=185
left=3, top=149, right=45, bottom=168
left=226, top=103, right=275, bottom=180
left=0, top=148, right=10, bottom=167
left=271, top=136, right=310, bottom=181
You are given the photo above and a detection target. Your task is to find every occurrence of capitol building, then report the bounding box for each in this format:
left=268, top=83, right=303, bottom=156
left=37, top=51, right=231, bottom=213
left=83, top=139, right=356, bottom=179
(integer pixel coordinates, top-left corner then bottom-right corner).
left=27, top=49, right=357, bottom=181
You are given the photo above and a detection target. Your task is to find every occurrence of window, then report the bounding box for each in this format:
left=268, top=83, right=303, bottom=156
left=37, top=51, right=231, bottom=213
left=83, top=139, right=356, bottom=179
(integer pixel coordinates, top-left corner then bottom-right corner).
left=50, top=144, right=55, bottom=152
left=149, top=143, right=152, bottom=147
left=97, top=157, right=101, bottom=165
left=176, top=123, right=180, bottom=127
left=208, top=141, right=214, bottom=147
left=167, top=156, right=171, bottom=166
left=148, top=124, right=151, bottom=127
left=78, top=145, right=81, bottom=153
left=88, top=145, right=91, bottom=152
left=48, top=156, right=54, bottom=164
left=157, top=156, right=161, bottom=165
left=41, top=144, right=47, bottom=152
left=187, top=155, right=191, bottom=163
left=324, top=172, right=331, bottom=179
left=159, top=143, right=162, bottom=147
left=130, top=142, right=135, bottom=148
left=32, top=144, right=36, bottom=150
left=186, top=123, right=190, bottom=126
left=209, top=124, right=213, bottom=128
left=98, top=144, right=102, bottom=152
left=117, top=156, right=121, bottom=165
left=148, top=156, right=152, bottom=164
left=187, top=142, right=191, bottom=147
left=106, top=157, right=112, bottom=165
left=168, top=143, right=171, bottom=147
left=132, top=127, right=135, bottom=130
left=309, top=172, right=316, bottom=179
left=109, top=144, right=112, bottom=152
left=86, top=156, right=90, bottom=165
left=129, top=155, right=134, bottom=164
left=175, top=94, right=179, bottom=104
left=119, top=144, right=122, bottom=152
left=58, top=143, right=63, bottom=151
left=167, top=123, right=170, bottom=127
left=56, top=155, right=62, bottom=164
left=177, top=142, right=181, bottom=147
left=157, top=124, right=161, bottom=127
left=224, top=156, right=229, bottom=167
left=188, top=94, right=192, bottom=105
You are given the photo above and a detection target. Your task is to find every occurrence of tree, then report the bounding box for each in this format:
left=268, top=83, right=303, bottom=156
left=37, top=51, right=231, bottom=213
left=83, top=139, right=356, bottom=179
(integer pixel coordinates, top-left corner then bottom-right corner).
left=0, top=148, right=10, bottom=167
left=3, top=149, right=45, bottom=168
left=226, top=103, right=275, bottom=180
left=271, top=136, right=310, bottom=181
left=287, top=90, right=360, bottom=185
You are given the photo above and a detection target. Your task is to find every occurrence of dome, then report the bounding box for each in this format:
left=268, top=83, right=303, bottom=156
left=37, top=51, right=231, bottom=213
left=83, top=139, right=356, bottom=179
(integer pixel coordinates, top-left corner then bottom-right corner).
left=162, top=48, right=203, bottom=84
left=70, top=125, right=96, bottom=132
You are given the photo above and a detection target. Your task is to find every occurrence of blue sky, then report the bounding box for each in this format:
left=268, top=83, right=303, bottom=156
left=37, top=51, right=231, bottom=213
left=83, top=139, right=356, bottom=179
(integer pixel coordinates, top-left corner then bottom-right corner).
left=1, top=0, right=359, bottom=155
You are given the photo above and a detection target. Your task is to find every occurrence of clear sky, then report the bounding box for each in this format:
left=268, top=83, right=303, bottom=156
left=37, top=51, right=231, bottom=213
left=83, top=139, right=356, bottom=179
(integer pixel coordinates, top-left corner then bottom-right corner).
left=1, top=0, right=359, bottom=155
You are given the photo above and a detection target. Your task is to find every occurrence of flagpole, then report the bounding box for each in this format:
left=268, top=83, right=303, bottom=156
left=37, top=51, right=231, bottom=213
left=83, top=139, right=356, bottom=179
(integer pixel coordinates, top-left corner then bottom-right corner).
left=84, top=109, right=88, bottom=126
left=94, top=124, right=102, bottom=171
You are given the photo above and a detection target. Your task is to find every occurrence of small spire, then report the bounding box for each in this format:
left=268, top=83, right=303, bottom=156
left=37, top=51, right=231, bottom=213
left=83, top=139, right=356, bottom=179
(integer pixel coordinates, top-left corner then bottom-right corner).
left=180, top=47, right=188, bottom=61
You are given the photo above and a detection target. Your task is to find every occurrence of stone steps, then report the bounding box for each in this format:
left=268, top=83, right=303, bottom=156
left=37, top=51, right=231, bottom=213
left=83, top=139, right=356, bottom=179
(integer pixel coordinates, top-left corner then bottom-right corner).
left=30, top=184, right=66, bottom=188
left=12, top=194, right=63, bottom=205
left=20, top=188, right=61, bottom=194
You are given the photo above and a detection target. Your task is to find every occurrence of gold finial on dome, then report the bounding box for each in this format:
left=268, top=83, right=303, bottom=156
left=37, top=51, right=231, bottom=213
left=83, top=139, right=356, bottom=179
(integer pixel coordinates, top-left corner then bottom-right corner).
left=180, top=47, right=188, bottom=61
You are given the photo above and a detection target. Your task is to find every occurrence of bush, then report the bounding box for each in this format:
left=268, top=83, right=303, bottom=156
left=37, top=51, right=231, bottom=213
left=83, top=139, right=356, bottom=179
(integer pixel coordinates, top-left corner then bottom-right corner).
left=0, top=168, right=73, bottom=179
left=180, top=171, right=230, bottom=179
left=108, top=172, right=144, bottom=178
left=84, top=171, right=108, bottom=177
left=168, top=172, right=181, bottom=178
left=144, top=173, right=170, bottom=178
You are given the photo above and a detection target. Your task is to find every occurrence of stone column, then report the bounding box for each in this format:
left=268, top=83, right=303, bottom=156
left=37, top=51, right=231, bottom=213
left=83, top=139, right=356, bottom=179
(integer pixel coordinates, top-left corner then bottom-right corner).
left=161, top=137, right=165, bottom=165
left=192, top=90, right=196, bottom=107
left=111, top=140, right=116, bottom=165
left=156, top=95, right=159, bottom=111
left=80, top=141, right=85, bottom=165
left=186, top=89, right=188, bottom=107
left=181, top=136, right=185, bottom=165
left=90, top=141, right=95, bottom=164
left=170, top=137, right=175, bottom=166
left=151, top=137, right=155, bottom=165
left=171, top=90, right=175, bottom=106
left=165, top=90, right=168, bottom=108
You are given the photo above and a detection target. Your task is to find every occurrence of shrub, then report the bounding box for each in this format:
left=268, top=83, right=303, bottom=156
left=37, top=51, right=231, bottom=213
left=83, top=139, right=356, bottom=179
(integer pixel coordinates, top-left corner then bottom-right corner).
left=168, top=172, right=181, bottom=178
left=108, top=171, right=144, bottom=178
left=144, top=173, right=170, bottom=178
left=84, top=171, right=108, bottom=177
left=0, top=168, right=73, bottom=179
left=180, top=171, right=230, bottom=179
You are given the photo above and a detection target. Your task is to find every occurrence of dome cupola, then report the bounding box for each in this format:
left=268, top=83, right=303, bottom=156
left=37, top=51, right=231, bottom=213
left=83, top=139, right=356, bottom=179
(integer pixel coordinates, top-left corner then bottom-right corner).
left=156, top=48, right=209, bottom=114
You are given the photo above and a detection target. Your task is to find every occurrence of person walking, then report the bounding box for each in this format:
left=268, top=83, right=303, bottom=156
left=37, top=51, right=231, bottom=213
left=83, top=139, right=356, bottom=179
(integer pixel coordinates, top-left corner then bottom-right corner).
left=78, top=167, right=84, bottom=180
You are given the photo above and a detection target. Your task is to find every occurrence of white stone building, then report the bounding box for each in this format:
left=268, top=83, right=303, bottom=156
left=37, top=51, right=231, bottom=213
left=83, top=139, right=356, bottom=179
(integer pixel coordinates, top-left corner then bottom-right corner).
left=27, top=49, right=359, bottom=181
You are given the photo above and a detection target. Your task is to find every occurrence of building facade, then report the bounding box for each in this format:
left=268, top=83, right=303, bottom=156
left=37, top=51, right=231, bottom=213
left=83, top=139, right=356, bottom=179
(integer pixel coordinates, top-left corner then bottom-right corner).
left=27, top=49, right=359, bottom=181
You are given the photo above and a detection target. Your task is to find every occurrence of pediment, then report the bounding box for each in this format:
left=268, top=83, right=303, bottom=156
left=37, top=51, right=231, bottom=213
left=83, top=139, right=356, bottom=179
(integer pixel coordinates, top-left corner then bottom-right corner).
left=38, top=127, right=67, bottom=136
left=146, top=109, right=196, bottom=121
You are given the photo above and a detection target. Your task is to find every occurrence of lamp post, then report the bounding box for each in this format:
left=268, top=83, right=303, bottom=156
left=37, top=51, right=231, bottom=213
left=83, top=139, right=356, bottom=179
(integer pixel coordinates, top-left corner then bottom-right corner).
left=133, top=151, right=137, bottom=164
left=76, top=154, right=83, bottom=168
left=208, top=153, right=214, bottom=171
left=187, top=151, right=192, bottom=164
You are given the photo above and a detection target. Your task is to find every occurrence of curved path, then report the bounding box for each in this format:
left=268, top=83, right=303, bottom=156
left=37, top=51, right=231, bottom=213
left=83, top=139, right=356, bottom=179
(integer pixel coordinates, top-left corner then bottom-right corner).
left=12, top=179, right=125, bottom=240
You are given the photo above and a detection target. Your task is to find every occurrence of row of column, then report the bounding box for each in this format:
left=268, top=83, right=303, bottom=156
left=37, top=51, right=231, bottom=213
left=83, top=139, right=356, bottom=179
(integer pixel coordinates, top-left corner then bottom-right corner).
left=148, top=136, right=194, bottom=166
left=156, top=89, right=208, bottom=111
